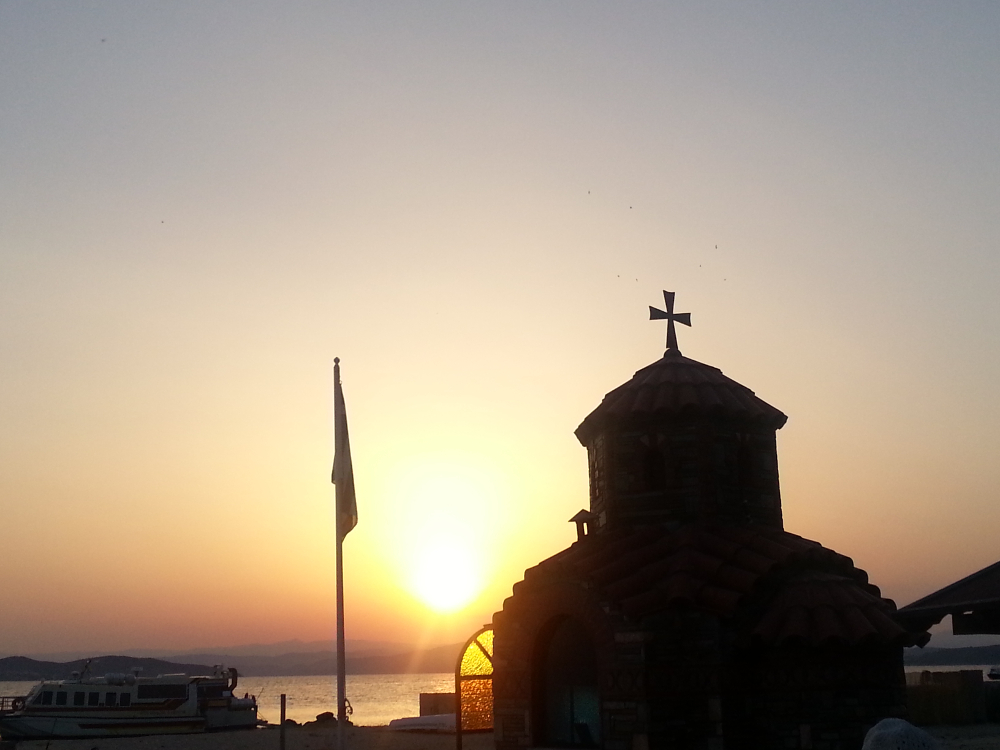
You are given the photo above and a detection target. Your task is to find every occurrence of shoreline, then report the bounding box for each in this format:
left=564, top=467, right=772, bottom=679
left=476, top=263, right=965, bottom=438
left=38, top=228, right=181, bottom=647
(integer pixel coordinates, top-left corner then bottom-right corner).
left=7, top=724, right=1000, bottom=750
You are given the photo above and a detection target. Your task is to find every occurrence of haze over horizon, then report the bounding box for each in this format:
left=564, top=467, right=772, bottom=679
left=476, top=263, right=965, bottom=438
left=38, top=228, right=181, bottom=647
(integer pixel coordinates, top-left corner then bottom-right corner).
left=2, top=3, right=999, bottom=656
left=5, top=636, right=455, bottom=665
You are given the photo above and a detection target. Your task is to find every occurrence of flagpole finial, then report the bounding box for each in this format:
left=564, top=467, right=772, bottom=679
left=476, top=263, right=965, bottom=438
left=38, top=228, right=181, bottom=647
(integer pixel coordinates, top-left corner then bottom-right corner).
left=334, top=357, right=340, bottom=365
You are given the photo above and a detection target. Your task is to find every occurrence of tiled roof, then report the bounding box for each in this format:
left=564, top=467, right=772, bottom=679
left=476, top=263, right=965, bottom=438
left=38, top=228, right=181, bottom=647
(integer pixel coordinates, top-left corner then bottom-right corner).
left=897, top=559, right=1000, bottom=629
left=575, top=350, right=787, bottom=444
left=751, top=570, right=917, bottom=646
left=517, top=524, right=927, bottom=647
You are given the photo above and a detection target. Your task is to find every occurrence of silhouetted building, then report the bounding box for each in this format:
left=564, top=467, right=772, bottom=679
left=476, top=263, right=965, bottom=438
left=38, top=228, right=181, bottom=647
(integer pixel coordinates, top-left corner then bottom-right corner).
left=492, top=295, right=928, bottom=750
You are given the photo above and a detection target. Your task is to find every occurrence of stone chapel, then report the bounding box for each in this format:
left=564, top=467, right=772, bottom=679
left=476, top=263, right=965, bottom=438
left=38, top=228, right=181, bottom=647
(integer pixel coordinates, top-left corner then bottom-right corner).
left=491, top=292, right=928, bottom=750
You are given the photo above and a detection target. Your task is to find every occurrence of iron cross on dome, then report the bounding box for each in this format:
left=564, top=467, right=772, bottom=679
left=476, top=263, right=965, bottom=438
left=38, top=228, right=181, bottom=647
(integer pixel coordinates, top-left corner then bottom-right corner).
left=649, top=290, right=691, bottom=352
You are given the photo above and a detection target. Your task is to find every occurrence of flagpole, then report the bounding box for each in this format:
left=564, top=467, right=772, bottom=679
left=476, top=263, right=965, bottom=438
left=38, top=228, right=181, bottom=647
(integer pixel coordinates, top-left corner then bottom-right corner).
left=333, top=358, right=348, bottom=750
left=336, top=512, right=346, bottom=750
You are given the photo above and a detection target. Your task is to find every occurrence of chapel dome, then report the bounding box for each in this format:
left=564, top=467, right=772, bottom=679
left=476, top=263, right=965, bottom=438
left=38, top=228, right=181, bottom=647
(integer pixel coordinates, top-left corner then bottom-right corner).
left=575, top=348, right=787, bottom=445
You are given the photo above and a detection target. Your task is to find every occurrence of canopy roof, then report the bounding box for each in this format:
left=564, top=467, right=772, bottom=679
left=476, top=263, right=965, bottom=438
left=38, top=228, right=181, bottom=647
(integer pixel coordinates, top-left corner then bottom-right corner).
left=897, top=559, right=1000, bottom=631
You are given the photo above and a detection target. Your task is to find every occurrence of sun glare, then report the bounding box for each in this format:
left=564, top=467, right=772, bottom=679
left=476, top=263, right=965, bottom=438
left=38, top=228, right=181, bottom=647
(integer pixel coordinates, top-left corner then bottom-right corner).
left=384, top=458, right=501, bottom=613
left=411, top=538, right=481, bottom=612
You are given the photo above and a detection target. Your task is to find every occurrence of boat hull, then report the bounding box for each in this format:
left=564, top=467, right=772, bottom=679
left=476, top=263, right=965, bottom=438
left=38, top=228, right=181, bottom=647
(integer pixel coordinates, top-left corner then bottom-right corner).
left=0, top=708, right=258, bottom=739
left=0, top=714, right=208, bottom=740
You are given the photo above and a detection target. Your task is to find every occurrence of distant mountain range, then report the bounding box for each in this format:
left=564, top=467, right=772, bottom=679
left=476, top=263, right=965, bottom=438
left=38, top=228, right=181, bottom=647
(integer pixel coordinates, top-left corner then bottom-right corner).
left=2, top=643, right=996, bottom=682
left=175, top=643, right=464, bottom=676
left=0, top=655, right=215, bottom=682
left=15, top=638, right=415, bottom=663
left=0, top=642, right=465, bottom=681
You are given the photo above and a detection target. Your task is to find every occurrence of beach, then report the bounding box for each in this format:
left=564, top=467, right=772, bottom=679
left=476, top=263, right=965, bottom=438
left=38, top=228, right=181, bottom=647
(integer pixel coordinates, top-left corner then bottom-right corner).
left=9, top=727, right=494, bottom=750
left=5, top=724, right=1000, bottom=750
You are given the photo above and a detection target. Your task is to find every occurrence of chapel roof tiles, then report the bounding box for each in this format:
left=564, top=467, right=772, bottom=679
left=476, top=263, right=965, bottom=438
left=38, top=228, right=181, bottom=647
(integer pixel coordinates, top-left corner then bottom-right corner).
left=751, top=570, right=917, bottom=647
left=575, top=349, right=787, bottom=444
left=517, top=523, right=927, bottom=648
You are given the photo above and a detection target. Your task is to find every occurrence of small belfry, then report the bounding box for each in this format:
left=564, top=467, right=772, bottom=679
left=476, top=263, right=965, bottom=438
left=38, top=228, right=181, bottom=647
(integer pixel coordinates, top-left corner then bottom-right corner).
left=491, top=290, right=929, bottom=750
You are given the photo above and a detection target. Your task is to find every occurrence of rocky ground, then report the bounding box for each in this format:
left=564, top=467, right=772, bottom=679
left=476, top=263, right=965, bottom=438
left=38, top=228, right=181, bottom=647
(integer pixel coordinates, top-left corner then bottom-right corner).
left=7, top=726, right=491, bottom=750
left=924, top=723, right=1000, bottom=749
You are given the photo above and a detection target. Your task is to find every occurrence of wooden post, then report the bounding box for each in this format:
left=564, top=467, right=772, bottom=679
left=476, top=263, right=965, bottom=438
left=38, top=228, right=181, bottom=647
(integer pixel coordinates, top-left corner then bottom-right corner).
left=280, top=693, right=286, bottom=750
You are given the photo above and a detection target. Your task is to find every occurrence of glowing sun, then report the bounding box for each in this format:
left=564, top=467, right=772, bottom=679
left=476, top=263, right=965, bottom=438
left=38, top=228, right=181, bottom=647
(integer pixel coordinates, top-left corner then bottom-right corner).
left=389, top=460, right=498, bottom=613
left=410, top=537, right=481, bottom=612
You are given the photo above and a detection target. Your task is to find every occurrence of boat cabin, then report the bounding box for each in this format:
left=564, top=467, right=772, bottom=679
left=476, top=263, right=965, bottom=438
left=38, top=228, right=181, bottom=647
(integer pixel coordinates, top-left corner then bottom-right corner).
left=0, top=667, right=257, bottom=740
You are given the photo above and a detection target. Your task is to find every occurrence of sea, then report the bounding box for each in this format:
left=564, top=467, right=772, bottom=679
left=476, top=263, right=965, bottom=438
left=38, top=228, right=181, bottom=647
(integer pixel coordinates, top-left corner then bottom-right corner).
left=1, top=666, right=995, bottom=728
left=0, top=673, right=454, bottom=727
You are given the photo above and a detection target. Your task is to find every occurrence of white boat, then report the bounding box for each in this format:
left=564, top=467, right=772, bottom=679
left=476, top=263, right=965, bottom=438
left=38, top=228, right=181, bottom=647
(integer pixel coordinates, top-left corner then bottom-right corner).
left=388, top=713, right=456, bottom=732
left=0, top=665, right=258, bottom=740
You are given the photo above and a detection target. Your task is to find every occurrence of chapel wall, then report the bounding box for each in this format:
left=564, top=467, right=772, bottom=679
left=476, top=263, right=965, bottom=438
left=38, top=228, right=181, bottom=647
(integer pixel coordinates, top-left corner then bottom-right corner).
left=585, top=421, right=783, bottom=532
left=719, top=645, right=908, bottom=750
left=493, top=580, right=644, bottom=750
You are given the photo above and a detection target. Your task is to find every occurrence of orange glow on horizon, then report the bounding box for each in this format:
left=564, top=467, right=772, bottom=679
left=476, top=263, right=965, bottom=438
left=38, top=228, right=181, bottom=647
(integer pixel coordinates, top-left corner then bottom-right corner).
left=2, top=5, right=999, bottom=656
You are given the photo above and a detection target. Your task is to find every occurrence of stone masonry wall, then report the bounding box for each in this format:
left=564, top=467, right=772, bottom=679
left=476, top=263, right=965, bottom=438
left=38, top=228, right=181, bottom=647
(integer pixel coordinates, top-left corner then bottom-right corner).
left=721, top=645, right=907, bottom=750
left=493, top=576, right=646, bottom=750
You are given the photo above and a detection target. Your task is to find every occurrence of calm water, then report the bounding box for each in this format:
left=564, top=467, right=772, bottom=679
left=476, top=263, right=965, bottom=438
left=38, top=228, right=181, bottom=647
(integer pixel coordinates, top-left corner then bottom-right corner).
left=0, top=673, right=454, bottom=727
left=904, top=664, right=994, bottom=673
left=238, top=673, right=454, bottom=726
left=4, top=666, right=995, bottom=727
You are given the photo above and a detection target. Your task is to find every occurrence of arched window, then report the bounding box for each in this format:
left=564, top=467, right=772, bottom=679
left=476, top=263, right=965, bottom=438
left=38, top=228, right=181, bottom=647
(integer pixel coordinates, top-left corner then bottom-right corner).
left=535, top=618, right=600, bottom=747
left=456, top=627, right=493, bottom=750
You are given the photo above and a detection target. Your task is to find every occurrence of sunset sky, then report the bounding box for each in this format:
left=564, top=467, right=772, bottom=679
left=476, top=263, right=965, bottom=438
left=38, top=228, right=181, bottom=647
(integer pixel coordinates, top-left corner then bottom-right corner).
left=2, top=3, right=1000, bottom=656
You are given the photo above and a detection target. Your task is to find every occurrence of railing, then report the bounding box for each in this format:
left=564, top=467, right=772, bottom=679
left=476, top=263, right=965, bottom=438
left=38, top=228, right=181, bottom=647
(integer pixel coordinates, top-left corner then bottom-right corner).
left=0, top=696, right=26, bottom=713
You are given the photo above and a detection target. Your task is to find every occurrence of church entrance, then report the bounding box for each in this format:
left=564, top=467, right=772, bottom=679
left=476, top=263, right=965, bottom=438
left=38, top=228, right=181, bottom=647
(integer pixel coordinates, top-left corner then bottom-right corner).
left=535, top=617, right=601, bottom=748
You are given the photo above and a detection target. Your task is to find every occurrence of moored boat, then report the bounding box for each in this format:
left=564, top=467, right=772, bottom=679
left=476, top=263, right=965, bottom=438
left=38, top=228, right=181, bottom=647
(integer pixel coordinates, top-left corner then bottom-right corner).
left=0, top=665, right=257, bottom=739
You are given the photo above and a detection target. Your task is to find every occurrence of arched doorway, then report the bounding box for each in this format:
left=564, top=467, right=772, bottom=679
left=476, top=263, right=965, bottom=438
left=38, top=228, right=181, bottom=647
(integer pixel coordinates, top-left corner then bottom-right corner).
left=535, top=617, right=600, bottom=747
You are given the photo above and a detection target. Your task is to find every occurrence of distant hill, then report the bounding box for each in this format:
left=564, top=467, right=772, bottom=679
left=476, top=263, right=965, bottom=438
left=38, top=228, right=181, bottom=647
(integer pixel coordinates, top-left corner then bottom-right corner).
left=0, top=655, right=213, bottom=682
left=0, top=643, right=466, bottom=681
left=5, top=644, right=995, bottom=682
left=905, top=645, right=1000, bottom=667
left=180, top=643, right=464, bottom=676
left=350, top=643, right=463, bottom=675
left=19, top=638, right=415, bottom=663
